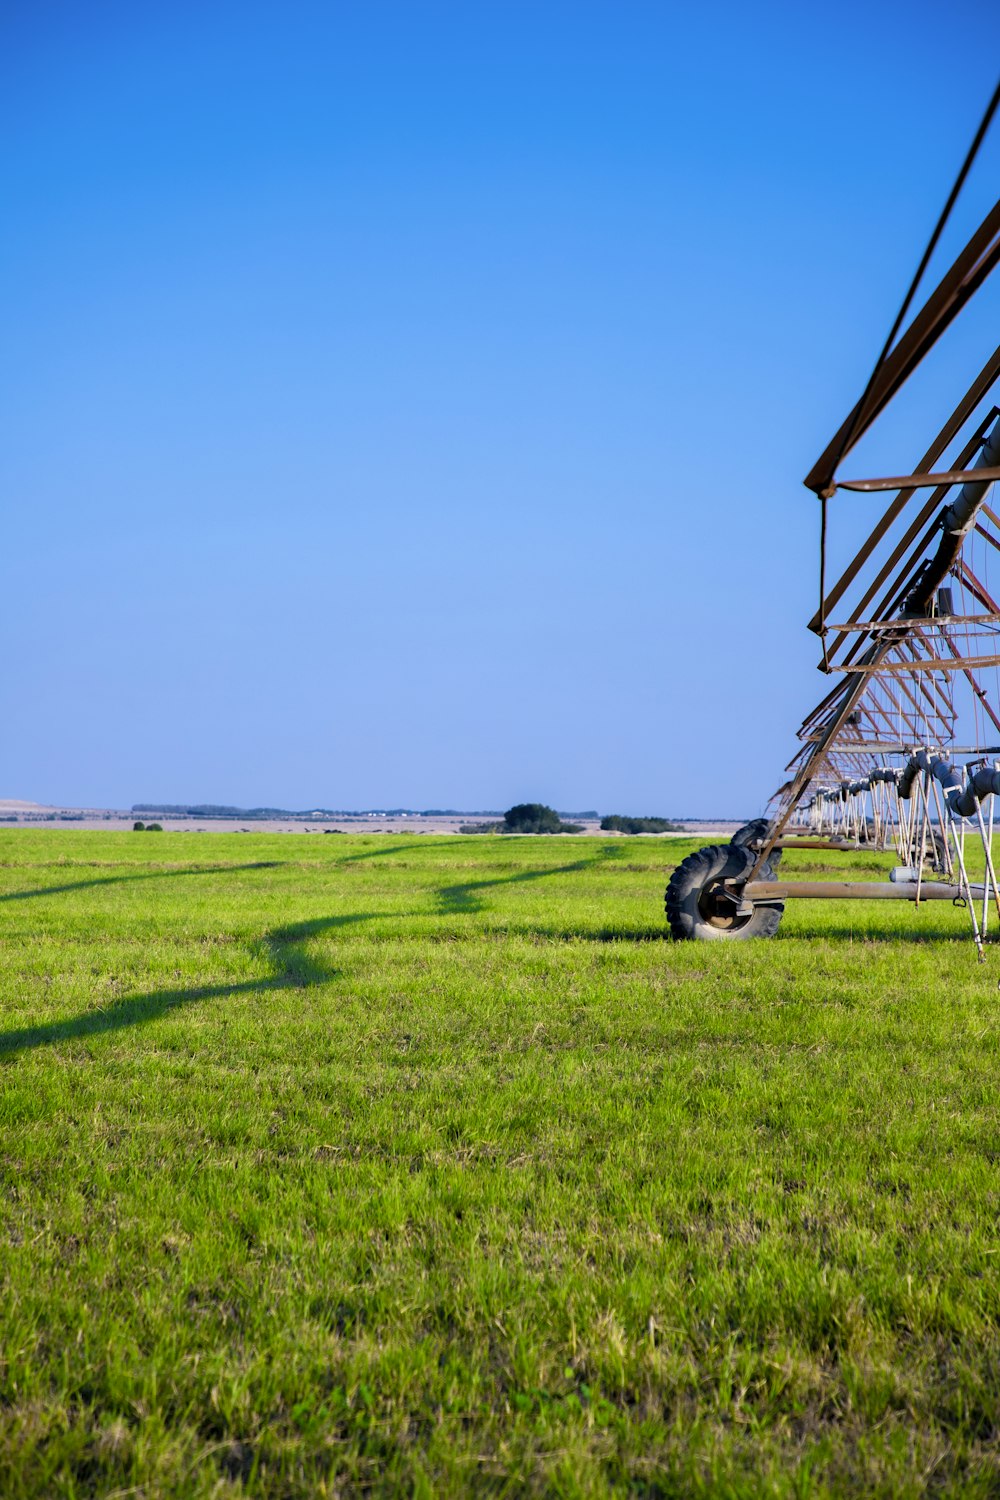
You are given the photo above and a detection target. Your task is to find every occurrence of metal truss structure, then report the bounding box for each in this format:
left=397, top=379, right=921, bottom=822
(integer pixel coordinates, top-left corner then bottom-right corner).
left=668, top=80, right=1000, bottom=955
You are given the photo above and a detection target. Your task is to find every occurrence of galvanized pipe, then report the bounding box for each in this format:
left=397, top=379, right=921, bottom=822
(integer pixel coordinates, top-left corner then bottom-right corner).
left=773, top=837, right=885, bottom=850
left=743, top=879, right=978, bottom=902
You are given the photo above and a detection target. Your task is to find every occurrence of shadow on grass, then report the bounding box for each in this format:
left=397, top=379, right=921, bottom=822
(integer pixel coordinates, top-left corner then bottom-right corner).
left=796, top=921, right=974, bottom=943
left=0, top=845, right=659, bottom=1056
left=435, top=845, right=630, bottom=915
left=0, top=862, right=284, bottom=902
left=0, top=977, right=277, bottom=1054
left=436, top=860, right=595, bottom=913
left=0, top=838, right=474, bottom=905
left=0, top=911, right=379, bottom=1056
left=593, top=927, right=669, bottom=943
left=330, top=838, right=472, bottom=865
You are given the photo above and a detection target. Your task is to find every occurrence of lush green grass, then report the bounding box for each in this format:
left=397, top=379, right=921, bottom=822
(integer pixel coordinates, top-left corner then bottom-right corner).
left=1, top=829, right=999, bottom=1497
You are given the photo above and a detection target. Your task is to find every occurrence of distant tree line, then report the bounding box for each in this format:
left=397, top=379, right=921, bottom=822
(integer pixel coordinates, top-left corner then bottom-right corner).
left=133, top=804, right=329, bottom=819
left=600, top=814, right=683, bottom=834
left=131, top=804, right=505, bottom=820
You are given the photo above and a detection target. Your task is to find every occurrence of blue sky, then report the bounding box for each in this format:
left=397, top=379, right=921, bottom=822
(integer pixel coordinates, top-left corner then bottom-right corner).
left=3, top=1, right=998, bottom=815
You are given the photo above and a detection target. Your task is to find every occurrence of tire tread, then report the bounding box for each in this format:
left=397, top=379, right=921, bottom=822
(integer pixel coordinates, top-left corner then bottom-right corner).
left=665, top=842, right=784, bottom=942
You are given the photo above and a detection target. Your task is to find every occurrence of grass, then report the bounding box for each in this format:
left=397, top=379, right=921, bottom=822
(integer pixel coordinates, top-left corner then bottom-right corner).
left=0, top=829, right=999, bottom=1497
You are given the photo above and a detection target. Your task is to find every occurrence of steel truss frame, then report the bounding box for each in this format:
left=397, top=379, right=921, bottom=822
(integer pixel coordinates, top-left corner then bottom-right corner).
left=734, top=82, right=1000, bottom=951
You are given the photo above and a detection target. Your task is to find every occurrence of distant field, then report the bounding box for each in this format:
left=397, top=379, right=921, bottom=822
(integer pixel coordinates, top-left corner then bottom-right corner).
left=1, top=830, right=998, bottom=1496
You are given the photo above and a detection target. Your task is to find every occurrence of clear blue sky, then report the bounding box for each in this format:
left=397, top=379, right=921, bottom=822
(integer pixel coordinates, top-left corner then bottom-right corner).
left=3, top=1, right=998, bottom=815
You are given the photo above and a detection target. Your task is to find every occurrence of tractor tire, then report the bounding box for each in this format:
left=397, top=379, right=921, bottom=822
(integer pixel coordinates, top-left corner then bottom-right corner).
left=666, top=843, right=784, bottom=942
left=730, top=817, right=782, bottom=870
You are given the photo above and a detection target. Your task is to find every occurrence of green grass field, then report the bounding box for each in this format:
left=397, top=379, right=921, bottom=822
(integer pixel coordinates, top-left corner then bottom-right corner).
left=1, top=829, right=999, bottom=1497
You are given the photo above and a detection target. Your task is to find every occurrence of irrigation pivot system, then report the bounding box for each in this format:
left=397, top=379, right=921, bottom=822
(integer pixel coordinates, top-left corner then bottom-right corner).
left=668, top=81, right=1000, bottom=956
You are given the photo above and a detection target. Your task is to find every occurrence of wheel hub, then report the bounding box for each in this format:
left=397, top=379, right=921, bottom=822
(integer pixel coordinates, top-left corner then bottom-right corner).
left=698, top=880, right=754, bottom=931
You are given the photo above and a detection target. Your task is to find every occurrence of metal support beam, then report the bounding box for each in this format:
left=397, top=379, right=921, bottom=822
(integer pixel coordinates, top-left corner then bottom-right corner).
left=743, top=879, right=978, bottom=901
left=773, top=837, right=885, bottom=850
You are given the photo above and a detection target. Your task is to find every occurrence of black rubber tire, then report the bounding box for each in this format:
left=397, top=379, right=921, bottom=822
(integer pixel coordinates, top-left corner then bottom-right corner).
left=729, top=817, right=782, bottom=871
left=666, top=843, right=784, bottom=942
